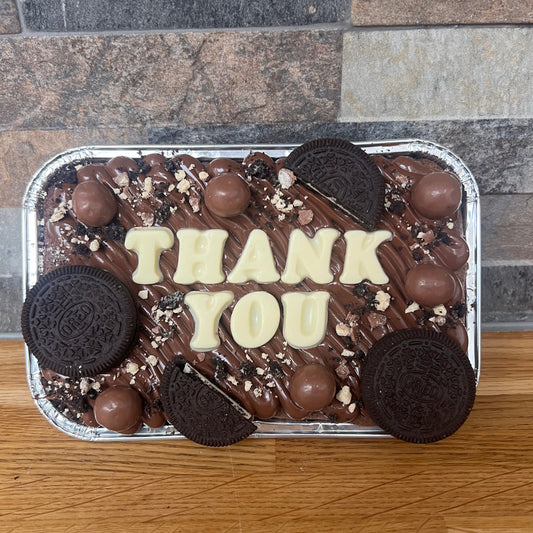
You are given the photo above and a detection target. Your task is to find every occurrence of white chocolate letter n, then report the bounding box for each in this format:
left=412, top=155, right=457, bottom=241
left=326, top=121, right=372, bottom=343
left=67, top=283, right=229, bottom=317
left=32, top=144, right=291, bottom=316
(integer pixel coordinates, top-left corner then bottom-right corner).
left=174, top=229, right=228, bottom=284
left=125, top=227, right=174, bottom=284
left=184, top=291, right=234, bottom=351
left=281, top=228, right=340, bottom=284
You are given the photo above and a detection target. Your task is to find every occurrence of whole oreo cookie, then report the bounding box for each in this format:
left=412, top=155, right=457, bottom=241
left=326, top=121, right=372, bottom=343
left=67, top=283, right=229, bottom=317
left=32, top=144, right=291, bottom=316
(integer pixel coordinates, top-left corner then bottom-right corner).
left=284, top=138, right=385, bottom=231
left=160, top=358, right=257, bottom=447
left=361, top=329, right=476, bottom=443
left=21, top=266, right=136, bottom=378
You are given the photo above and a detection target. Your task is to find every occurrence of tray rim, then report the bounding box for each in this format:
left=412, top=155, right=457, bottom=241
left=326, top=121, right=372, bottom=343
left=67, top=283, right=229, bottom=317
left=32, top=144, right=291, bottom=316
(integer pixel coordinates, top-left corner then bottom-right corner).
left=22, top=139, right=481, bottom=442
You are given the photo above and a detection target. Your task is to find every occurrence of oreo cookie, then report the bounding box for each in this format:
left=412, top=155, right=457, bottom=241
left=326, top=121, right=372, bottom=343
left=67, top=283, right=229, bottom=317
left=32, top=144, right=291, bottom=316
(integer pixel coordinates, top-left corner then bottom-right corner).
left=361, top=329, right=476, bottom=443
left=160, top=358, right=257, bottom=447
left=284, top=138, right=385, bottom=230
left=21, top=266, right=136, bottom=378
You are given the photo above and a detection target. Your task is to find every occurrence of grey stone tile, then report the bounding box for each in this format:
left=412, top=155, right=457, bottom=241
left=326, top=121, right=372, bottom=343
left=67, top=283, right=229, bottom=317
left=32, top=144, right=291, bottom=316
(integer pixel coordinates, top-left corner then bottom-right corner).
left=0, top=0, right=20, bottom=34
left=0, top=276, right=22, bottom=334
left=352, top=0, right=533, bottom=26
left=0, top=207, right=22, bottom=276
left=481, top=195, right=533, bottom=264
left=481, top=265, right=533, bottom=326
left=0, top=31, right=341, bottom=130
left=341, top=27, right=532, bottom=122
left=0, top=128, right=148, bottom=208
left=21, top=0, right=350, bottom=31
left=148, top=119, right=533, bottom=194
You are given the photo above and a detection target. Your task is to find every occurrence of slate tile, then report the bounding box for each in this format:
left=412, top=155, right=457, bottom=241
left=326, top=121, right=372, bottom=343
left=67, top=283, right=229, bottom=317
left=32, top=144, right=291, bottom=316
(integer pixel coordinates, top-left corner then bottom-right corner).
left=0, top=0, right=20, bottom=34
left=0, top=276, right=22, bottom=334
left=341, top=27, right=532, bottom=122
left=352, top=0, right=533, bottom=26
left=148, top=119, right=533, bottom=194
left=0, top=207, right=22, bottom=276
left=0, top=31, right=341, bottom=130
left=0, top=128, right=147, bottom=208
left=481, top=195, right=533, bottom=264
left=21, top=0, right=350, bottom=31
left=481, top=265, right=533, bottom=327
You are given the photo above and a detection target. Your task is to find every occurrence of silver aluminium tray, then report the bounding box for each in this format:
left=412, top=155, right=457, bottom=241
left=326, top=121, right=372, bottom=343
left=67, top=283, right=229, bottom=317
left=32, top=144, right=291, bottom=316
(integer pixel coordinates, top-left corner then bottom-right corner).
left=22, top=140, right=481, bottom=441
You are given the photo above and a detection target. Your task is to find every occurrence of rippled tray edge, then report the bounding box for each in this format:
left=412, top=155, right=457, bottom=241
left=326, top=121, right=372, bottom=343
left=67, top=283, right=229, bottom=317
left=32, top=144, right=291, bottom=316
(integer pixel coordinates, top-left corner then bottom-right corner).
left=22, top=139, right=481, bottom=442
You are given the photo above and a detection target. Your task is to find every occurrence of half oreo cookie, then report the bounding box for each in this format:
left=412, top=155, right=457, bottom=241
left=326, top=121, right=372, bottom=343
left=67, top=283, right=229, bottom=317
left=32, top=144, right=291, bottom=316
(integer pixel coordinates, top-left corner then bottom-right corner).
left=360, top=329, right=476, bottom=443
left=284, top=138, right=385, bottom=231
left=21, top=265, right=137, bottom=378
left=160, top=358, right=257, bottom=447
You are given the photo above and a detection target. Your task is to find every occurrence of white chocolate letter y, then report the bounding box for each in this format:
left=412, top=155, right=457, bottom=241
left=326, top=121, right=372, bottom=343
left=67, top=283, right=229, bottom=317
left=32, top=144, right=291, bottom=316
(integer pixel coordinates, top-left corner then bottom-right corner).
left=184, top=291, right=234, bottom=351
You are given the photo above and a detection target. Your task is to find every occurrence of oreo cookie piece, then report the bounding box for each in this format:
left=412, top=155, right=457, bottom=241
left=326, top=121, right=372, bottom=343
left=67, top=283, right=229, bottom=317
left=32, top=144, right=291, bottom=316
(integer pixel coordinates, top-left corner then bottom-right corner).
left=361, top=329, right=476, bottom=443
left=284, top=138, right=385, bottom=230
left=21, top=266, right=136, bottom=378
left=160, top=358, right=257, bottom=447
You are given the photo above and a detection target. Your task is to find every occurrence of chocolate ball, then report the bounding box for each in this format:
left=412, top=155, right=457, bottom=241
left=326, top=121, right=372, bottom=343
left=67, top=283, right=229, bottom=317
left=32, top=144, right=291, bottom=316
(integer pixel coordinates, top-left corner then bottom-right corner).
left=411, top=172, right=462, bottom=219
left=289, top=364, right=337, bottom=411
left=106, top=156, right=138, bottom=176
left=204, top=173, right=251, bottom=218
left=72, top=180, right=117, bottom=227
left=77, top=164, right=112, bottom=183
left=405, top=263, right=456, bottom=307
left=94, top=386, right=143, bottom=434
left=206, top=158, right=245, bottom=178
left=144, top=153, right=166, bottom=167
left=437, top=234, right=470, bottom=271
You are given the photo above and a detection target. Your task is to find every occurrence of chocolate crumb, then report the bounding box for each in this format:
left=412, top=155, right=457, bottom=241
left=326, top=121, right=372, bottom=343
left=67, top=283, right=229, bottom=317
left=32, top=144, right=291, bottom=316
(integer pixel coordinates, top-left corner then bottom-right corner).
left=352, top=282, right=367, bottom=298
left=105, top=221, right=126, bottom=243
left=389, top=200, right=407, bottom=215
left=417, top=310, right=433, bottom=325
left=164, top=159, right=177, bottom=173
left=212, top=357, right=227, bottom=381
left=269, top=360, right=284, bottom=378
left=74, top=243, right=90, bottom=255
left=238, top=361, right=256, bottom=379
left=450, top=302, right=467, bottom=319
left=155, top=202, right=176, bottom=224
left=157, top=292, right=184, bottom=311
left=246, top=160, right=275, bottom=181
left=412, top=249, right=424, bottom=261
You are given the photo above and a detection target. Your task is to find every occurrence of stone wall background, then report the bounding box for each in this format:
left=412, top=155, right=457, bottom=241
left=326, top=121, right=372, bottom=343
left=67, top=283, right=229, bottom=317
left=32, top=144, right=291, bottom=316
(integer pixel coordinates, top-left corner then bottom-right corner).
left=0, top=0, right=531, bottom=334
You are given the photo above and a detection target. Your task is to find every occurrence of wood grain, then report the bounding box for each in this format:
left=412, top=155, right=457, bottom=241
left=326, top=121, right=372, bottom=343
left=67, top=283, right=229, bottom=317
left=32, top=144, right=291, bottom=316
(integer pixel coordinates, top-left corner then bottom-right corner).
left=1, top=332, right=533, bottom=532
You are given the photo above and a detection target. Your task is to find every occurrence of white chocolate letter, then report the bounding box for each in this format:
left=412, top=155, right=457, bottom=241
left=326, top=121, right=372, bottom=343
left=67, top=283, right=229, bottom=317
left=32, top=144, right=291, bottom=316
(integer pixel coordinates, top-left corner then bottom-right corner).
left=174, top=229, right=228, bottom=284
left=230, top=291, right=280, bottom=348
left=184, top=291, right=233, bottom=351
left=340, top=230, right=392, bottom=285
left=125, top=227, right=174, bottom=284
left=281, top=228, right=340, bottom=284
left=281, top=291, right=330, bottom=349
left=227, top=230, right=280, bottom=284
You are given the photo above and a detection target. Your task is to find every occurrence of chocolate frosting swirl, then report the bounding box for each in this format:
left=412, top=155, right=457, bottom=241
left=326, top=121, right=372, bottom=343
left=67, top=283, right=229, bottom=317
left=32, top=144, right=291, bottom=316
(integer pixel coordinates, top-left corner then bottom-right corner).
left=41, top=151, right=468, bottom=426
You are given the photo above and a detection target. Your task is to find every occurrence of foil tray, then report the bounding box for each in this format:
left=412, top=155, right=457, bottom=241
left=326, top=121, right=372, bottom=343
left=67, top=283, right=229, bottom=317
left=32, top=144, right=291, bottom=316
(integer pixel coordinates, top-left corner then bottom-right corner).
left=22, top=140, right=481, bottom=441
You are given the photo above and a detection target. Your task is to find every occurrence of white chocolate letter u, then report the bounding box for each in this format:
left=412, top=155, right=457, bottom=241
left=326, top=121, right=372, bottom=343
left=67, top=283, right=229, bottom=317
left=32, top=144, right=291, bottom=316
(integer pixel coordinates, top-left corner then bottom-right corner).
left=281, top=291, right=330, bottom=349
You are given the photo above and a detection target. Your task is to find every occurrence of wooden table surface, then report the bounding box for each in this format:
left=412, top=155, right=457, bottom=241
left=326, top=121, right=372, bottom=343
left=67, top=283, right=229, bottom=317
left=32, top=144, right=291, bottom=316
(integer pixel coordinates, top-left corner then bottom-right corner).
left=1, top=332, right=532, bottom=533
